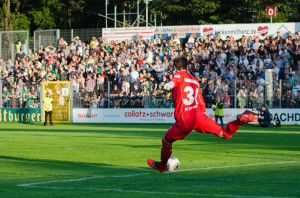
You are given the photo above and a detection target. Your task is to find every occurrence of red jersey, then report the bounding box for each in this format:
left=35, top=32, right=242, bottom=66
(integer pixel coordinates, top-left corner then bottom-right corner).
left=171, top=71, right=206, bottom=123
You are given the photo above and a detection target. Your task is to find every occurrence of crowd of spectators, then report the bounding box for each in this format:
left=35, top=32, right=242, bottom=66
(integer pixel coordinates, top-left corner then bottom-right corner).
left=0, top=30, right=300, bottom=109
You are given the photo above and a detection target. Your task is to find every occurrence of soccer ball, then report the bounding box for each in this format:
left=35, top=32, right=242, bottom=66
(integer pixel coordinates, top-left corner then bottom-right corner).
left=167, top=156, right=180, bottom=172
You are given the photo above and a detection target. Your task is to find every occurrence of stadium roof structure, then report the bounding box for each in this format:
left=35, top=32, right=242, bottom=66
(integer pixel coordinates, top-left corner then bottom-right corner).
left=104, top=0, right=154, bottom=28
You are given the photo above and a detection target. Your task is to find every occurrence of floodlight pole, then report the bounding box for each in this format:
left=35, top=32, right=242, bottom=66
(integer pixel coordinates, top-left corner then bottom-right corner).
left=123, top=3, right=126, bottom=27
left=137, top=0, right=140, bottom=27
left=114, top=4, right=117, bottom=28
left=106, top=0, right=109, bottom=28
left=145, top=0, right=149, bottom=27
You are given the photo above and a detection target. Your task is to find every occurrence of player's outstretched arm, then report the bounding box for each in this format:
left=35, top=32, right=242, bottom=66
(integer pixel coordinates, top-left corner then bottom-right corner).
left=164, top=81, right=175, bottom=90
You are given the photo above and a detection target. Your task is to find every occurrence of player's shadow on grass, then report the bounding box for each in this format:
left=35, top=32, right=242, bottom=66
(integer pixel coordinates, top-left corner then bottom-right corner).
left=0, top=128, right=165, bottom=137
left=0, top=155, right=150, bottom=176
left=0, top=155, right=112, bottom=169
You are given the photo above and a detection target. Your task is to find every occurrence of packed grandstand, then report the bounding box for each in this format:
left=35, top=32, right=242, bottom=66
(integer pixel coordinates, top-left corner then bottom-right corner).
left=1, top=31, right=300, bottom=109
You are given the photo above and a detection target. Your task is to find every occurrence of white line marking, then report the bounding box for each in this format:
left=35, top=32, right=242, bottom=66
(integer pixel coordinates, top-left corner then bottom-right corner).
left=175, top=160, right=300, bottom=172
left=17, top=173, right=153, bottom=187
left=17, top=161, right=300, bottom=198
left=21, top=186, right=299, bottom=198
left=17, top=160, right=300, bottom=187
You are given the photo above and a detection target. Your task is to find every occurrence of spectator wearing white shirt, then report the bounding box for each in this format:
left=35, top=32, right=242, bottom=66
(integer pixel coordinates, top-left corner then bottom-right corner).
left=173, top=35, right=181, bottom=45
left=187, top=35, right=195, bottom=49
left=272, top=62, right=279, bottom=80
left=248, top=60, right=256, bottom=72
left=130, top=67, right=139, bottom=84
left=216, top=56, right=224, bottom=67
left=121, top=79, right=130, bottom=93
left=144, top=47, right=153, bottom=64
left=256, top=56, right=264, bottom=70
left=252, top=38, right=261, bottom=50
left=264, top=54, right=272, bottom=64
left=219, top=49, right=227, bottom=63
left=239, top=55, right=249, bottom=67
left=292, top=80, right=300, bottom=96
left=256, top=75, right=265, bottom=93
left=153, top=34, right=161, bottom=45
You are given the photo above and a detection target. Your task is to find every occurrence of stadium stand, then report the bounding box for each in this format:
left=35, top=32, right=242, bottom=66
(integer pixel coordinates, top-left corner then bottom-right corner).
left=1, top=30, right=300, bottom=109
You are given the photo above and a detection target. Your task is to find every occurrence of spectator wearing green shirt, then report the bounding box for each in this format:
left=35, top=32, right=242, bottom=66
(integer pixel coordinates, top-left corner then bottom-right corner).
left=2, top=86, right=9, bottom=108
left=25, top=92, right=36, bottom=108
left=151, top=95, right=159, bottom=108
left=22, top=85, right=29, bottom=96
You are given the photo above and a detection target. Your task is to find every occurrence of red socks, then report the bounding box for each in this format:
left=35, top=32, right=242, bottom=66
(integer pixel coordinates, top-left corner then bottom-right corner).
left=160, top=138, right=173, bottom=168
left=222, top=120, right=242, bottom=139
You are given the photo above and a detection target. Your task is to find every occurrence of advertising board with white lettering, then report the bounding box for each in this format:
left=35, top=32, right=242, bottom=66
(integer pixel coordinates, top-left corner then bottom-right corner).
left=102, top=27, right=154, bottom=42
left=73, top=108, right=299, bottom=125
left=103, top=22, right=300, bottom=42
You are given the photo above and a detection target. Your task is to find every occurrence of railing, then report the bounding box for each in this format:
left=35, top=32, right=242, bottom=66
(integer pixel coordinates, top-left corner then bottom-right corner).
left=0, top=81, right=41, bottom=108
left=1, top=79, right=298, bottom=109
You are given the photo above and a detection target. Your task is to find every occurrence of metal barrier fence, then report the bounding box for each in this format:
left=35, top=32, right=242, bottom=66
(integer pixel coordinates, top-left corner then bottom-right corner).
left=0, top=81, right=41, bottom=108
left=34, top=29, right=60, bottom=52
left=0, top=30, right=29, bottom=62
left=72, top=80, right=152, bottom=109
left=34, top=28, right=102, bottom=51
left=69, top=79, right=293, bottom=109
left=0, top=79, right=298, bottom=109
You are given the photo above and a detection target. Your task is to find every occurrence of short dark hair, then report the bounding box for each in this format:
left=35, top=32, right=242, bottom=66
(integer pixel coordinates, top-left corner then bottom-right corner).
left=174, top=55, right=187, bottom=71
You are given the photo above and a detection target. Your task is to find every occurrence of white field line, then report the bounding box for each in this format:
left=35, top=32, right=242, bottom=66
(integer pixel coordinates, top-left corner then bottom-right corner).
left=20, top=186, right=299, bottom=198
left=175, top=160, right=300, bottom=172
left=17, top=173, right=153, bottom=187
left=17, top=160, right=300, bottom=188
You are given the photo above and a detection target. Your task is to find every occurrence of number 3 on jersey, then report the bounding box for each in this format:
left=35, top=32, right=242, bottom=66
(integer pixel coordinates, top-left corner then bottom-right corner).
left=183, top=86, right=199, bottom=106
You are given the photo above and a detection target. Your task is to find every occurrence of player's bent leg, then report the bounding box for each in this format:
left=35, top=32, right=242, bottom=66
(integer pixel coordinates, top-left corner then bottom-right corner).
left=196, top=111, right=258, bottom=139
left=159, top=136, right=174, bottom=169
left=223, top=120, right=242, bottom=138
left=147, top=122, right=191, bottom=172
left=195, top=112, right=237, bottom=139
left=221, top=114, right=258, bottom=138
left=147, top=136, right=173, bottom=172
left=194, top=113, right=225, bottom=138
left=160, top=123, right=192, bottom=168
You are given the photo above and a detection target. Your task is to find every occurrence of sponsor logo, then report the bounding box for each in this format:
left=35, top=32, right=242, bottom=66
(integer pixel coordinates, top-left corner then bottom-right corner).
left=271, top=113, right=300, bottom=122
left=174, top=75, right=180, bottom=78
left=203, top=27, right=213, bottom=36
left=173, top=27, right=200, bottom=32
left=277, top=25, right=288, bottom=36
left=258, top=26, right=269, bottom=37
left=77, top=114, right=98, bottom=118
left=124, top=110, right=174, bottom=118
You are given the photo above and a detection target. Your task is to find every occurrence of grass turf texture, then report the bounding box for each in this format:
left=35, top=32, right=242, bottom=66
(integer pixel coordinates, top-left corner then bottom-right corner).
left=0, top=123, right=300, bottom=198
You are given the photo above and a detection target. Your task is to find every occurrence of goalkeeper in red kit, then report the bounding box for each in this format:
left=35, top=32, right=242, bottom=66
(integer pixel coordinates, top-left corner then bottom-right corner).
left=147, top=55, right=258, bottom=172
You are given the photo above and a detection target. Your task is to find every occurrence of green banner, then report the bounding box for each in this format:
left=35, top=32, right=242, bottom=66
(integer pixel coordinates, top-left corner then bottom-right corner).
left=0, top=108, right=41, bottom=123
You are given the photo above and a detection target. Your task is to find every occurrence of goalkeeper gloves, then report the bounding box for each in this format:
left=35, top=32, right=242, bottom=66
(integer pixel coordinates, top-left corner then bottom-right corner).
left=164, top=82, right=174, bottom=90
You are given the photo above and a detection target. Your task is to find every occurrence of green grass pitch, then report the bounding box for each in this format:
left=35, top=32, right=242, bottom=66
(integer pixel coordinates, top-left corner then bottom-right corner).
left=0, top=123, right=300, bottom=198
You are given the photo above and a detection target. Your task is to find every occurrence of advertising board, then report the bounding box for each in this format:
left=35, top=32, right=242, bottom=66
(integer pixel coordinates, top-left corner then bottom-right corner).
left=73, top=108, right=300, bottom=125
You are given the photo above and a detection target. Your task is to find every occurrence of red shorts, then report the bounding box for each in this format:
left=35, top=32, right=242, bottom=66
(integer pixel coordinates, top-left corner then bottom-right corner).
left=164, top=109, right=224, bottom=142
